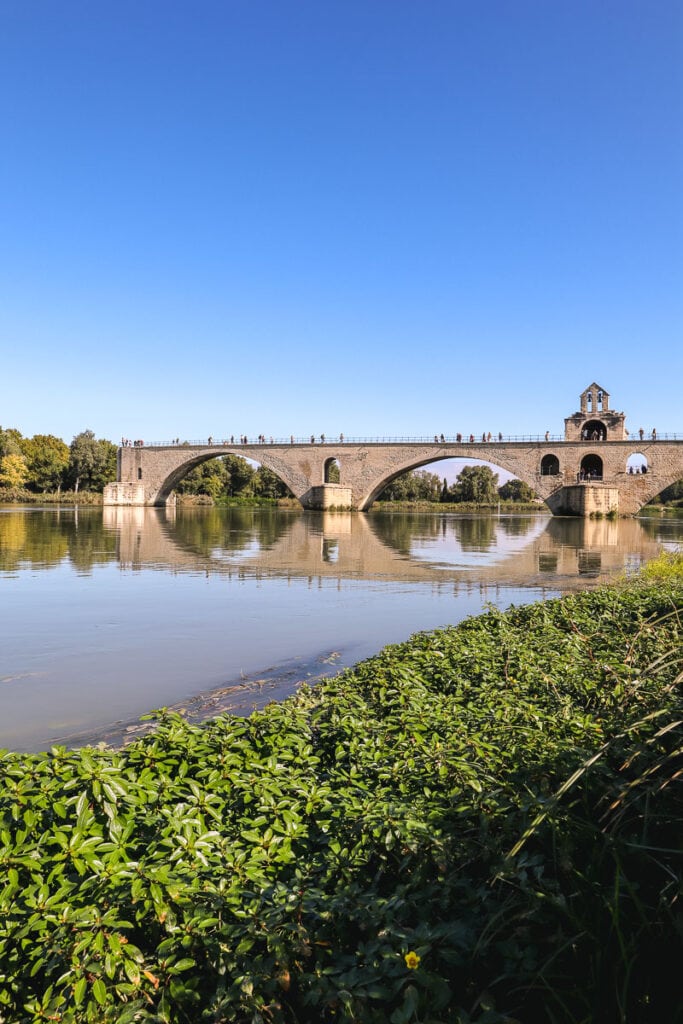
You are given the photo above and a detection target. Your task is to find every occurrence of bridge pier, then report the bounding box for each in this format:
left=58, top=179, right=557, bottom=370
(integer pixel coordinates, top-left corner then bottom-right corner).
left=303, top=484, right=353, bottom=510
left=103, top=482, right=148, bottom=506
left=546, top=484, right=619, bottom=517
left=104, top=481, right=177, bottom=507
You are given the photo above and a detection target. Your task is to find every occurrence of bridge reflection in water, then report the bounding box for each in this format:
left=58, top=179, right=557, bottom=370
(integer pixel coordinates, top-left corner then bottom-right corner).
left=103, top=505, right=668, bottom=589
left=1, top=505, right=679, bottom=752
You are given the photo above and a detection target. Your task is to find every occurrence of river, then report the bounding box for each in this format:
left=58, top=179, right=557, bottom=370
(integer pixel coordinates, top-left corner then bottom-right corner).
left=1, top=504, right=681, bottom=752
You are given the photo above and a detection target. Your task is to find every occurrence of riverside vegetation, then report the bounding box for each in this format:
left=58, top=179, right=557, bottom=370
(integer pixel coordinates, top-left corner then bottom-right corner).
left=0, top=554, right=682, bottom=1023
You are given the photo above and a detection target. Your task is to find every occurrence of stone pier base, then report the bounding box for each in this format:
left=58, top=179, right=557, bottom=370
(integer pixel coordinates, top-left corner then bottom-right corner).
left=103, top=482, right=149, bottom=506
left=547, top=484, right=619, bottom=517
left=306, top=484, right=353, bottom=510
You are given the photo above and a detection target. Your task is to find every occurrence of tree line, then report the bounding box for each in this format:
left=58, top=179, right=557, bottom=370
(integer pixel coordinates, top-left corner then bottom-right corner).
left=379, top=464, right=537, bottom=504
left=0, top=427, right=117, bottom=493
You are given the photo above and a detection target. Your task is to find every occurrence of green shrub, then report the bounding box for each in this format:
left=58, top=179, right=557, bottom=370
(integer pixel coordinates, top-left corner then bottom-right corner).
left=0, top=570, right=681, bottom=1022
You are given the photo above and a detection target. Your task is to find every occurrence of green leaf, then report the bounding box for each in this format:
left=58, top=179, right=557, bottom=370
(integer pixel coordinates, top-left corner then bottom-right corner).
left=74, top=977, right=87, bottom=1005
left=92, top=978, right=107, bottom=1006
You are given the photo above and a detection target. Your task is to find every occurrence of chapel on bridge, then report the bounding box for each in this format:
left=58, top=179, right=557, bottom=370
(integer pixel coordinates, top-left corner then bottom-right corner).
left=564, top=383, right=627, bottom=442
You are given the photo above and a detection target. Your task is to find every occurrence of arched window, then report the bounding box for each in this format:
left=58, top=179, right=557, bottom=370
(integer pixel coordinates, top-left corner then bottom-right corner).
left=626, top=452, right=648, bottom=475
left=540, top=454, right=560, bottom=476
left=324, top=458, right=340, bottom=483
left=137, top=467, right=143, bottom=480
left=581, top=419, right=607, bottom=441
left=579, top=454, right=603, bottom=481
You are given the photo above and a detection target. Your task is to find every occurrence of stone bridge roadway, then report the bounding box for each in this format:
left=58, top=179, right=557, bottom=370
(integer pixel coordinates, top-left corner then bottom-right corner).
left=106, top=438, right=683, bottom=515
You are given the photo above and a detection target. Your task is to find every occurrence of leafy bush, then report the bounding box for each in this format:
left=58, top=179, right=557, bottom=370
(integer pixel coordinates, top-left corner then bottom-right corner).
left=1, top=572, right=681, bottom=1022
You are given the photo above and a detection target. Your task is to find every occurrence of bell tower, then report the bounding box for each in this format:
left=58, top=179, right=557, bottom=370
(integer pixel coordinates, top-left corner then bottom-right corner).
left=564, top=383, right=627, bottom=441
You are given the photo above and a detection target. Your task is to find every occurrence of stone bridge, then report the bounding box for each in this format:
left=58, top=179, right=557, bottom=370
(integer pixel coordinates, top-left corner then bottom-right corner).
left=104, top=437, right=683, bottom=516
left=104, top=385, right=683, bottom=516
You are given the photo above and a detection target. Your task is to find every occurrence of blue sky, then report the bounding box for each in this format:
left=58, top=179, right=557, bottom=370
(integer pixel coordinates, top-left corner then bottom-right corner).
left=1, top=1, right=681, bottom=447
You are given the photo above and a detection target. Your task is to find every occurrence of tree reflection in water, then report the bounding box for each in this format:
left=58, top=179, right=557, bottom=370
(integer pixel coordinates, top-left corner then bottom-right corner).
left=171, top=506, right=292, bottom=559
left=0, top=508, right=115, bottom=574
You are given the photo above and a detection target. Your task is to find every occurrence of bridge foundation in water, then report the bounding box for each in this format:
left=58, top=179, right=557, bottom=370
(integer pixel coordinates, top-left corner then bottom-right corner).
left=546, top=484, right=620, bottom=517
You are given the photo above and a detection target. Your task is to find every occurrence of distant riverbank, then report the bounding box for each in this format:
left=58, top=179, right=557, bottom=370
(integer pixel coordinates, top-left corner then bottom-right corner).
left=0, top=487, right=103, bottom=504
left=0, top=489, right=546, bottom=512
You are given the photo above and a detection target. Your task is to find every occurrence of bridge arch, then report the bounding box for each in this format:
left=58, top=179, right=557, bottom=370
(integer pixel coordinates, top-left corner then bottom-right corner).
left=638, top=466, right=683, bottom=508
left=152, top=449, right=298, bottom=504
left=358, top=453, right=543, bottom=511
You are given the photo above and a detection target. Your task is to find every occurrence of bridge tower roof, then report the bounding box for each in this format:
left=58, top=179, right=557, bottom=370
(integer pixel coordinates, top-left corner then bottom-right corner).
left=581, top=382, right=610, bottom=398
left=565, top=382, right=626, bottom=441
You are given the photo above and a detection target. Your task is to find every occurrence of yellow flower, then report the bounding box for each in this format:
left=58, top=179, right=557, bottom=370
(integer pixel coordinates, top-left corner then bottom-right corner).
left=404, top=950, right=421, bottom=970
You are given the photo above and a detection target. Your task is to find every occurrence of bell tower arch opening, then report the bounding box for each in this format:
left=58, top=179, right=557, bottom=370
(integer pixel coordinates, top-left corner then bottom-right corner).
left=581, top=419, right=607, bottom=441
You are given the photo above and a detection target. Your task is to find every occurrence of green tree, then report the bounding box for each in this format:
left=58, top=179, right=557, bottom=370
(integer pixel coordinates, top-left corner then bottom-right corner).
left=68, top=431, right=117, bottom=492
left=176, top=459, right=230, bottom=498
left=251, top=465, right=292, bottom=499
left=23, top=434, right=70, bottom=492
left=0, top=426, right=24, bottom=458
left=224, top=454, right=255, bottom=496
left=498, top=478, right=535, bottom=502
left=651, top=479, right=683, bottom=504
left=452, top=465, right=499, bottom=503
left=0, top=453, right=29, bottom=488
left=380, top=469, right=442, bottom=502
left=90, top=439, right=117, bottom=490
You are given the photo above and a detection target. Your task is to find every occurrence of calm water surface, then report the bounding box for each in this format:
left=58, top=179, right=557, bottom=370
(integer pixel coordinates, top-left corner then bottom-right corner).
left=1, top=505, right=681, bottom=752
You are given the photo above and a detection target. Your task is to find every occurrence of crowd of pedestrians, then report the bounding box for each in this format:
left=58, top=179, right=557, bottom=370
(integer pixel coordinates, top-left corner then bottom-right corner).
left=147, top=428, right=663, bottom=449
left=160, top=432, right=515, bottom=446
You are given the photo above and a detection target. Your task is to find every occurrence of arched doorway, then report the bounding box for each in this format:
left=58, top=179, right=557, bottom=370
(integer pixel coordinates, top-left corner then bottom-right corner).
left=626, top=452, right=648, bottom=476
left=579, top=454, right=603, bottom=481
left=324, top=458, right=341, bottom=483
left=540, top=454, right=560, bottom=476
left=581, top=419, right=607, bottom=441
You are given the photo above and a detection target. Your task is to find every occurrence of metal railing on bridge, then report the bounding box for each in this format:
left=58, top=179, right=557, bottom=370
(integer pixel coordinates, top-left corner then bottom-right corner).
left=120, top=433, right=683, bottom=449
